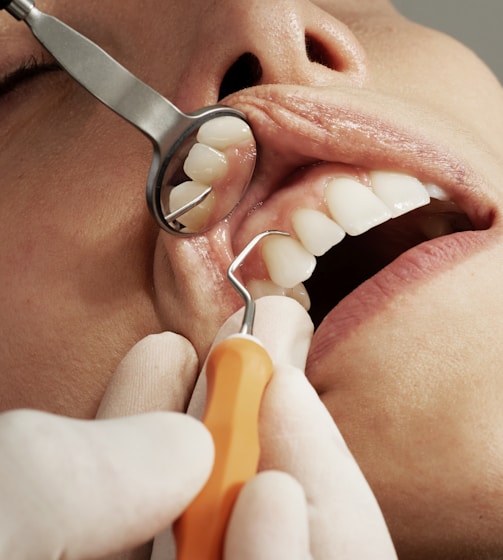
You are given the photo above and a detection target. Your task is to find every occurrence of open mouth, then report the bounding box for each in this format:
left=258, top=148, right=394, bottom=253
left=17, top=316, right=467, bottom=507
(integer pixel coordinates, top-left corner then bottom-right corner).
left=161, top=112, right=490, bottom=336
left=304, top=196, right=474, bottom=328
left=234, top=167, right=490, bottom=333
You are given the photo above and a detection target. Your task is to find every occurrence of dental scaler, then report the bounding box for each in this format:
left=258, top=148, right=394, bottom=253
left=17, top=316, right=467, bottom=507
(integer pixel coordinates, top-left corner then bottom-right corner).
left=174, top=231, right=289, bottom=560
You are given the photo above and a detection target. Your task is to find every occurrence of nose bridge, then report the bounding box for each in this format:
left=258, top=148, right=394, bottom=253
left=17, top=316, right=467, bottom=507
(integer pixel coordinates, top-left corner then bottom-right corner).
left=188, top=0, right=368, bottom=99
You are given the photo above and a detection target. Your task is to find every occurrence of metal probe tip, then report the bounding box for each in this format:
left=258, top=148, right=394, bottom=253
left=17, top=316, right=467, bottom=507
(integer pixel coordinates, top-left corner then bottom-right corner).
left=227, top=230, right=289, bottom=336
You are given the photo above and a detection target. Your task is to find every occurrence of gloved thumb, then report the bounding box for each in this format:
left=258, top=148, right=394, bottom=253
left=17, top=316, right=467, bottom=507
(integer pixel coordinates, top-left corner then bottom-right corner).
left=152, top=295, right=314, bottom=560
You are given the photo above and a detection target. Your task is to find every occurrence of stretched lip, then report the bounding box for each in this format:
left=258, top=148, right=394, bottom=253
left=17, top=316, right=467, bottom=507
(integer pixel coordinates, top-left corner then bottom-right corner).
left=306, top=228, right=496, bottom=378
left=220, top=83, right=498, bottom=373
left=227, top=83, right=494, bottom=235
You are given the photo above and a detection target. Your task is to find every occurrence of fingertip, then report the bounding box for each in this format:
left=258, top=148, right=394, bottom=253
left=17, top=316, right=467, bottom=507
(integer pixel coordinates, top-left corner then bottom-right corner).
left=91, top=412, right=215, bottom=522
left=254, top=296, right=314, bottom=369
left=225, top=470, right=310, bottom=560
left=0, top=411, right=215, bottom=559
left=140, top=412, right=215, bottom=496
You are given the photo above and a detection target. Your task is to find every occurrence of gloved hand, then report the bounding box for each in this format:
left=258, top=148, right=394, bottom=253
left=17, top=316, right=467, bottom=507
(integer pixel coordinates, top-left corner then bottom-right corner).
left=0, top=297, right=312, bottom=560
left=0, top=333, right=213, bottom=560
left=0, top=296, right=397, bottom=560
left=221, top=297, right=398, bottom=559
left=159, top=295, right=397, bottom=559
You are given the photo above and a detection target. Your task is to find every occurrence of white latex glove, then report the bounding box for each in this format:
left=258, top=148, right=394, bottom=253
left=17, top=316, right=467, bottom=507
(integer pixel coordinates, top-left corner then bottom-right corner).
left=0, top=296, right=397, bottom=559
left=0, top=333, right=213, bottom=560
left=159, top=295, right=397, bottom=559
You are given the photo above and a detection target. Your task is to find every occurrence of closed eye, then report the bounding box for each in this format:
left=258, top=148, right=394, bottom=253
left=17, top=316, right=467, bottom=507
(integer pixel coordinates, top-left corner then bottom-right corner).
left=0, top=56, right=61, bottom=97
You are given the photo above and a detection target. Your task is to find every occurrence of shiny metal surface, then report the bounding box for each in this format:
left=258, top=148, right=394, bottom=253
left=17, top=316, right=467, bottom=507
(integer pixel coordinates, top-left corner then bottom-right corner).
left=228, top=231, right=289, bottom=336
left=2, top=1, right=253, bottom=235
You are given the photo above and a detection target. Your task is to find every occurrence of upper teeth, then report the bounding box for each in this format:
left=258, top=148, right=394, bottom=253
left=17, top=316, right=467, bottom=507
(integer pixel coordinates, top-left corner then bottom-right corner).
left=196, top=116, right=255, bottom=150
left=325, top=176, right=392, bottom=235
left=258, top=171, right=452, bottom=309
left=292, top=208, right=345, bottom=257
left=183, top=143, right=228, bottom=185
left=369, top=171, right=430, bottom=218
left=168, top=181, right=216, bottom=232
left=171, top=124, right=455, bottom=311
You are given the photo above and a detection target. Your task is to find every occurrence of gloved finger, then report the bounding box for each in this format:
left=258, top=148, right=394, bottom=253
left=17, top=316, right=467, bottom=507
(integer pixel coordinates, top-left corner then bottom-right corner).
left=0, top=409, right=213, bottom=560
left=187, top=295, right=314, bottom=419
left=259, top=364, right=397, bottom=559
left=224, top=471, right=312, bottom=560
left=154, top=296, right=313, bottom=559
left=97, top=332, right=199, bottom=419
left=152, top=473, right=312, bottom=560
left=207, top=295, right=313, bottom=368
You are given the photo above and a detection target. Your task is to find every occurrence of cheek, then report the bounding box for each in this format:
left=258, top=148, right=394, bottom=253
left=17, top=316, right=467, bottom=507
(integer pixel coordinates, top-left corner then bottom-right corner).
left=361, top=18, right=503, bottom=153
left=316, top=245, right=503, bottom=550
left=0, top=102, right=161, bottom=416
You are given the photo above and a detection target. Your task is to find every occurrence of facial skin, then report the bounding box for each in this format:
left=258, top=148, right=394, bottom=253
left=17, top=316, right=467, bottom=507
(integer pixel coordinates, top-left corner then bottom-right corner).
left=1, top=0, right=503, bottom=558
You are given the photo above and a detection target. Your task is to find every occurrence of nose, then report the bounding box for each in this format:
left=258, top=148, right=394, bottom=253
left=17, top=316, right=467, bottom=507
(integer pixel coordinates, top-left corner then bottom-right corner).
left=178, top=0, right=368, bottom=103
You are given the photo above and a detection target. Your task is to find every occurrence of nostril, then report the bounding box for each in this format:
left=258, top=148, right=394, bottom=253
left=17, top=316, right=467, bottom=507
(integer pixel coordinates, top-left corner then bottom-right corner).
left=218, top=52, right=263, bottom=100
left=305, top=34, right=339, bottom=71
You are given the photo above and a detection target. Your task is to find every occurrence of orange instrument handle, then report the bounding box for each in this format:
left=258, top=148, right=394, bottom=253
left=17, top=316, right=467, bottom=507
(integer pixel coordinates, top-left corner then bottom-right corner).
left=174, top=334, right=273, bottom=560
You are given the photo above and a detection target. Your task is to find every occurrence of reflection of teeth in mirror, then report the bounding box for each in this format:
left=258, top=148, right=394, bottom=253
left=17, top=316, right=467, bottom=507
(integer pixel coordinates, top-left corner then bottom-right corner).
left=183, top=143, right=228, bottom=184
left=166, top=118, right=254, bottom=232
left=262, top=235, right=316, bottom=289
left=197, top=116, right=254, bottom=150
left=292, top=208, right=345, bottom=256
left=369, top=171, right=430, bottom=217
left=247, top=279, right=311, bottom=311
left=325, top=177, right=392, bottom=236
left=168, top=181, right=215, bottom=231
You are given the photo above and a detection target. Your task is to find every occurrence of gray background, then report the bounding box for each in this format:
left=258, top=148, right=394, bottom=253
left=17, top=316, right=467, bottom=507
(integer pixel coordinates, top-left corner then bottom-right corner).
left=392, top=0, right=503, bottom=83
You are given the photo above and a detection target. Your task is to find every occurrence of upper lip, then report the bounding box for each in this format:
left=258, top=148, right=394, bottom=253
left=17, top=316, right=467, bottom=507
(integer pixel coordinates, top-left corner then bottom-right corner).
left=223, top=82, right=496, bottom=246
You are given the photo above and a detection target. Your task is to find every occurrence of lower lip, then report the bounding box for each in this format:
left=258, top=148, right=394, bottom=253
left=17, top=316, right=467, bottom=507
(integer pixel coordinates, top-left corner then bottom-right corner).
left=305, top=228, right=492, bottom=379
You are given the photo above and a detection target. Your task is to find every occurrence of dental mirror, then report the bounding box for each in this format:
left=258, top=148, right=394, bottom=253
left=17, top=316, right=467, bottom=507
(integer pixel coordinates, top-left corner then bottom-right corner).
left=2, top=0, right=256, bottom=235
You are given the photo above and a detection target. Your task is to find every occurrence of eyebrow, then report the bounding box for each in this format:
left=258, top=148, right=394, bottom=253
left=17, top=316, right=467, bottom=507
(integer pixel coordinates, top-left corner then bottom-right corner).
left=0, top=57, right=61, bottom=96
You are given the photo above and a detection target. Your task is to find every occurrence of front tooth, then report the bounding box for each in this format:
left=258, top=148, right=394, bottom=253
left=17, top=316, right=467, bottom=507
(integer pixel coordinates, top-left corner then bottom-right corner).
left=325, top=177, right=392, bottom=236
left=262, top=236, right=316, bottom=289
left=247, top=279, right=311, bottom=311
left=424, top=183, right=450, bottom=202
left=168, top=181, right=215, bottom=231
left=292, top=208, right=345, bottom=256
left=369, top=171, right=430, bottom=218
left=197, top=116, right=253, bottom=150
left=183, top=143, right=228, bottom=184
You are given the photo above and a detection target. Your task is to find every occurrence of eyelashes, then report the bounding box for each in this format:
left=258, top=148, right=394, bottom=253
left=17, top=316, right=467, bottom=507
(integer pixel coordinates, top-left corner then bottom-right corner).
left=0, top=56, right=61, bottom=98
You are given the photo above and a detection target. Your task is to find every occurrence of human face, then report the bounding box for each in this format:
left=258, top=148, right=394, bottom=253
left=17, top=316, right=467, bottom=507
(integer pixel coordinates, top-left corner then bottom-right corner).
left=1, top=0, right=503, bottom=557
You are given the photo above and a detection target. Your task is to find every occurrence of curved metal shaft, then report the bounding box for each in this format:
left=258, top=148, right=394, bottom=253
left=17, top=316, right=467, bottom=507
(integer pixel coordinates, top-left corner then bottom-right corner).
left=227, top=231, right=289, bottom=336
left=2, top=0, right=251, bottom=236
left=6, top=0, right=186, bottom=147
